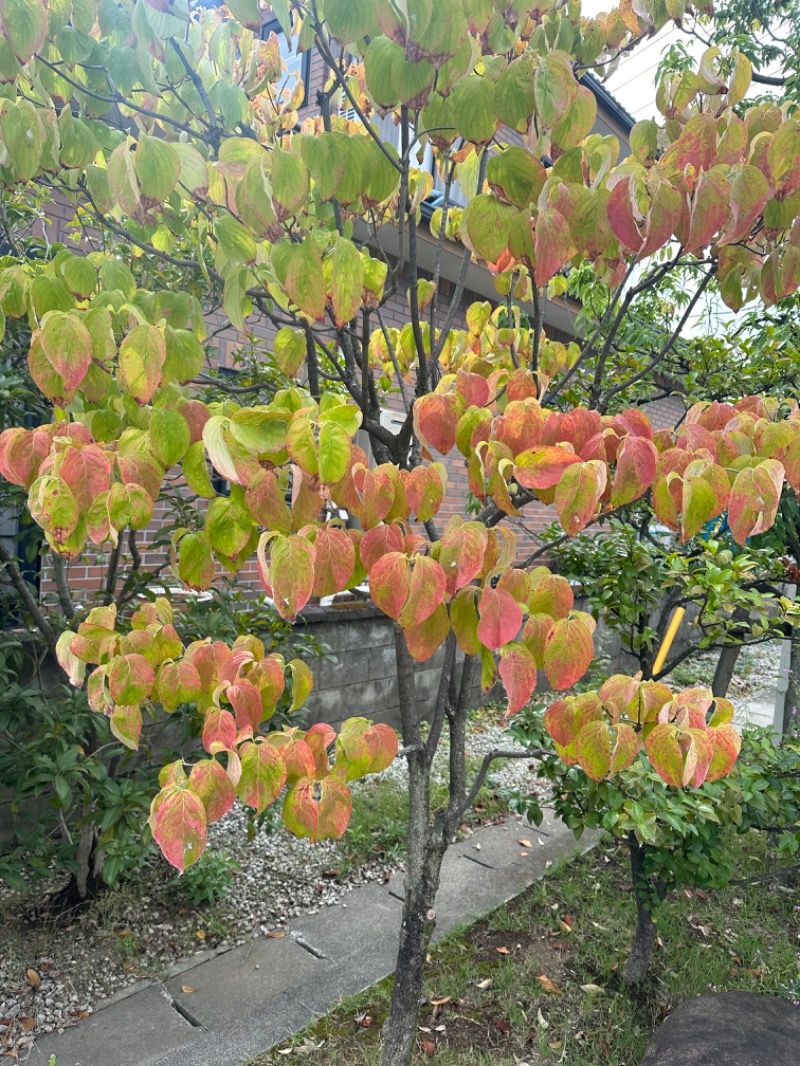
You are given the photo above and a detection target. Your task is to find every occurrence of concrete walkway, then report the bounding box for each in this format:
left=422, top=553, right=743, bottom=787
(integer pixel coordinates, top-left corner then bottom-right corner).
left=27, top=813, right=588, bottom=1066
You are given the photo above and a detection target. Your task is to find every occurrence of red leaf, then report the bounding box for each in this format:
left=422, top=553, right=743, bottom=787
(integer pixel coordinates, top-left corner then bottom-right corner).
left=406, top=463, right=447, bottom=522
left=555, top=460, right=606, bottom=536
left=360, top=522, right=405, bottom=573
left=189, top=759, right=236, bottom=824
left=202, top=708, right=237, bottom=754
left=227, top=677, right=263, bottom=735
left=400, top=556, right=446, bottom=629
left=644, top=723, right=684, bottom=788
left=312, top=526, right=355, bottom=597
left=404, top=602, right=451, bottom=662
left=269, top=534, right=316, bottom=621
left=534, top=207, right=571, bottom=286
left=370, top=552, right=411, bottom=620
left=543, top=616, right=594, bottom=690
left=515, top=446, right=581, bottom=490
left=610, top=436, right=658, bottom=507
left=528, top=572, right=574, bottom=619
left=413, top=392, right=462, bottom=455
left=499, top=642, right=538, bottom=715
left=283, top=776, right=352, bottom=842
left=727, top=459, right=784, bottom=544
left=705, top=724, right=742, bottom=782
left=439, top=521, right=488, bottom=595
left=477, top=587, right=523, bottom=650
left=153, top=786, right=207, bottom=872
left=238, top=741, right=287, bottom=814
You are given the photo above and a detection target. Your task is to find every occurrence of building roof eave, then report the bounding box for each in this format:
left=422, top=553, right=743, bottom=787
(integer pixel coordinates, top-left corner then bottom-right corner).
left=581, top=71, right=635, bottom=135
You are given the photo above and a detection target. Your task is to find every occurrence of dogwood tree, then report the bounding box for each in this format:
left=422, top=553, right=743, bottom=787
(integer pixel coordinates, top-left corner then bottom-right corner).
left=2, top=0, right=800, bottom=1059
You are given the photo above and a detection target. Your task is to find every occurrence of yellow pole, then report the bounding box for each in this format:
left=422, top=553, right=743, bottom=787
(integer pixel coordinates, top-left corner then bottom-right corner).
left=652, top=607, right=685, bottom=676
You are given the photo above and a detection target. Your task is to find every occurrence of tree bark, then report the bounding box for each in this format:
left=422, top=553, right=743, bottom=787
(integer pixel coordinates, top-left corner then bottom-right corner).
left=623, top=835, right=665, bottom=985
left=380, top=632, right=460, bottom=1066
left=380, top=826, right=445, bottom=1066
left=712, top=643, right=744, bottom=698
left=783, top=622, right=800, bottom=737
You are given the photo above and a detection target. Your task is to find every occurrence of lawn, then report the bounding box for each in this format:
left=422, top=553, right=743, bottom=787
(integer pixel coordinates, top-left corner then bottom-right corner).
left=247, top=833, right=800, bottom=1066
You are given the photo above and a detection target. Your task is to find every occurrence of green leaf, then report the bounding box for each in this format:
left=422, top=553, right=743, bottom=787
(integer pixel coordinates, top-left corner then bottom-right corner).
left=135, top=132, right=180, bottom=204
left=271, top=146, right=310, bottom=222
left=298, top=133, right=345, bottom=202
left=217, top=213, right=257, bottom=263
left=119, top=324, right=166, bottom=405
left=325, top=0, right=376, bottom=42
left=273, top=327, right=306, bottom=377
left=450, top=75, right=496, bottom=144
left=487, top=148, right=547, bottom=209
left=318, top=420, right=351, bottom=485
left=329, top=238, right=364, bottom=327
left=0, top=101, right=42, bottom=181
left=0, top=0, right=47, bottom=62
left=534, top=51, right=577, bottom=128
left=149, top=408, right=190, bottom=468
left=39, top=312, right=92, bottom=392
left=183, top=440, right=216, bottom=499
left=461, top=194, right=516, bottom=263
left=178, top=531, right=216, bottom=591
left=493, top=55, right=536, bottom=133
left=239, top=742, right=288, bottom=814
left=272, top=239, right=326, bottom=321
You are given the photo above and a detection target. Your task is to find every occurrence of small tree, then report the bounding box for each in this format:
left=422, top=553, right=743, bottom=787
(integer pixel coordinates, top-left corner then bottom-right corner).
left=3, top=1, right=800, bottom=1061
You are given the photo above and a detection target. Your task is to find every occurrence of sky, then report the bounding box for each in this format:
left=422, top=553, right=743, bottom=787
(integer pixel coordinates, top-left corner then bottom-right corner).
left=581, top=4, right=699, bottom=122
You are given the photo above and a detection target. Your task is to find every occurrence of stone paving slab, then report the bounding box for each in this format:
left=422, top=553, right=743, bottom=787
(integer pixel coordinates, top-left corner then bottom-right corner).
left=29, top=817, right=590, bottom=1066
left=24, top=985, right=197, bottom=1066
left=164, top=931, right=322, bottom=1030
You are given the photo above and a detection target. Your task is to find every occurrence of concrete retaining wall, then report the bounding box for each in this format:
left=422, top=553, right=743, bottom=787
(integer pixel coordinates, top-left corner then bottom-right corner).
left=295, top=605, right=484, bottom=730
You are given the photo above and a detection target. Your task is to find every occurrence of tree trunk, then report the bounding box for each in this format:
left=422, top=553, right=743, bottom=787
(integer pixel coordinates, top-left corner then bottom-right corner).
left=712, top=643, right=744, bottom=698
left=623, top=835, right=665, bottom=985
left=783, top=621, right=800, bottom=738
left=380, top=631, right=462, bottom=1066
left=380, top=826, right=445, bottom=1066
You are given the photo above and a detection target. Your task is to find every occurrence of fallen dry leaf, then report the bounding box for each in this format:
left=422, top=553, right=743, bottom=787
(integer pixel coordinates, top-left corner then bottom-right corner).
left=476, top=978, right=493, bottom=990
left=181, top=985, right=197, bottom=994
left=537, top=975, right=561, bottom=994
left=420, top=1038, right=436, bottom=1056
left=268, top=930, right=287, bottom=938
left=495, top=1018, right=511, bottom=1033
left=430, top=996, right=451, bottom=1006
left=517, top=838, right=533, bottom=848
left=496, top=946, right=511, bottom=955
left=558, top=919, right=572, bottom=935
left=18, top=1019, right=34, bottom=1034
left=195, top=930, right=206, bottom=940
left=548, top=1040, right=564, bottom=1050
left=581, top=984, right=604, bottom=994
left=25, top=970, right=40, bottom=990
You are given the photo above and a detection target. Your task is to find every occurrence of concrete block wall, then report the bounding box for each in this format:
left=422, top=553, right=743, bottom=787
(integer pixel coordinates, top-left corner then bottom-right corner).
left=295, top=605, right=486, bottom=731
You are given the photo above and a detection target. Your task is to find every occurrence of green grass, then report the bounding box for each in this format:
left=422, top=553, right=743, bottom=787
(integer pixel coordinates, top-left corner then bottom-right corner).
left=247, top=833, right=800, bottom=1066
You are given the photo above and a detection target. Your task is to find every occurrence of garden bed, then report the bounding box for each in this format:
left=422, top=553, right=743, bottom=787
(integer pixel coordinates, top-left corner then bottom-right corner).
left=0, top=708, right=543, bottom=1059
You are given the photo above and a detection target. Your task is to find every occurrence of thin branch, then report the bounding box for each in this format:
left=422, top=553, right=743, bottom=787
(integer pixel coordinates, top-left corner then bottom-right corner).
left=169, top=39, right=220, bottom=137
left=461, top=748, right=548, bottom=819
left=0, top=540, right=59, bottom=658
left=599, top=269, right=714, bottom=412
left=52, top=554, right=76, bottom=621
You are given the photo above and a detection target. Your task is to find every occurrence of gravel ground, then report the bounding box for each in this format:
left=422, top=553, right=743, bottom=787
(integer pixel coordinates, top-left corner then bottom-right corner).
left=0, top=713, right=543, bottom=1059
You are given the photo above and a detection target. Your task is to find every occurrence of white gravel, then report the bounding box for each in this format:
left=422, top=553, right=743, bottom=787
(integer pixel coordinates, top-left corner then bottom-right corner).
left=0, top=715, right=542, bottom=1058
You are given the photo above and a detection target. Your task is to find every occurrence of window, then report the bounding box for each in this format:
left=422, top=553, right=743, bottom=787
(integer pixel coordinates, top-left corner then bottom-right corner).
left=261, top=19, right=311, bottom=107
